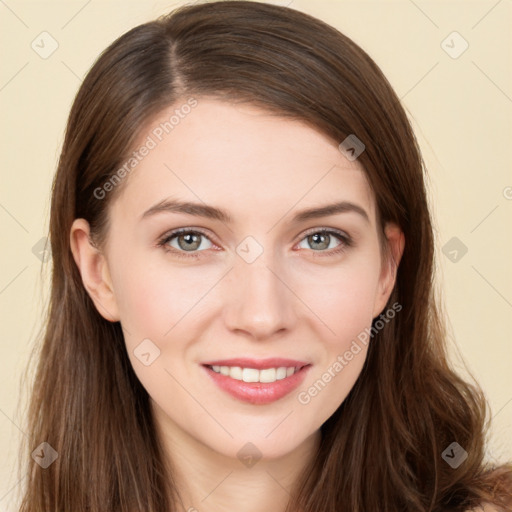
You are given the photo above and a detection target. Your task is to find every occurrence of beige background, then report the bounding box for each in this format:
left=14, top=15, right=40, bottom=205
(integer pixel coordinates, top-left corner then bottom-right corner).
left=1, top=0, right=511, bottom=508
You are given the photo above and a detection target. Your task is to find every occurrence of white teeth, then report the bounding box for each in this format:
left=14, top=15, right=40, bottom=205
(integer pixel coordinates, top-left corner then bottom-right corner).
left=229, top=366, right=243, bottom=380
left=209, top=365, right=299, bottom=383
left=242, top=368, right=260, bottom=383
left=259, top=368, right=276, bottom=383
left=276, top=367, right=287, bottom=380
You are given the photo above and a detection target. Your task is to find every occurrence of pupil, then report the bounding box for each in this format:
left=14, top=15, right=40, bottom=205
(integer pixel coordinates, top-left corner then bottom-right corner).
left=180, top=233, right=200, bottom=251
left=310, top=233, right=328, bottom=250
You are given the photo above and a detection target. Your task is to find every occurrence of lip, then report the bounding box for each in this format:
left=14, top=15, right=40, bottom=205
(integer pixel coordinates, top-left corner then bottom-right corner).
left=201, top=357, right=309, bottom=370
left=201, top=360, right=312, bottom=405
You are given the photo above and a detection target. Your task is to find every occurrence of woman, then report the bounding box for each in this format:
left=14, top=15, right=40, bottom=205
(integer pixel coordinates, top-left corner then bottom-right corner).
left=19, top=1, right=512, bottom=511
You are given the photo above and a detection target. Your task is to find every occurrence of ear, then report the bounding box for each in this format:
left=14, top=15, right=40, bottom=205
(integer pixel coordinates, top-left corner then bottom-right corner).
left=372, top=222, right=405, bottom=318
left=69, top=218, right=120, bottom=322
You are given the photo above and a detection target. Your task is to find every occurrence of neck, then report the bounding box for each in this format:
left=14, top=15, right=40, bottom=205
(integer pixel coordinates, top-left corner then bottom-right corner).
left=152, top=402, right=321, bottom=512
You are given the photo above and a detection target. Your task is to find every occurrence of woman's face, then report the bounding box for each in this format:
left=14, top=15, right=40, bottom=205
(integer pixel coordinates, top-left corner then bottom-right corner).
left=72, top=98, right=403, bottom=460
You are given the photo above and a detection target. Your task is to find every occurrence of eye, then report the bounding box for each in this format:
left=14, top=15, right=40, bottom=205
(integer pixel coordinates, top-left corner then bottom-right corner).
left=157, top=227, right=353, bottom=259
left=296, top=228, right=352, bottom=256
left=157, top=228, right=214, bottom=258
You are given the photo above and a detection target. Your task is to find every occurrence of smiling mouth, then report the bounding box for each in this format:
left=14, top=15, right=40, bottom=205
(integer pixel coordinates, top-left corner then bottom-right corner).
left=201, top=363, right=312, bottom=405
left=203, top=364, right=307, bottom=383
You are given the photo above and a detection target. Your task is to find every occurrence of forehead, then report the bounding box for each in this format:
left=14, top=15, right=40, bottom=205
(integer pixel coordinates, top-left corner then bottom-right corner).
left=109, top=98, right=376, bottom=228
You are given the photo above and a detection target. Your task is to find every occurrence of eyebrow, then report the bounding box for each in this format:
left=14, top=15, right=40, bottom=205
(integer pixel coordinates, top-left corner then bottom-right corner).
left=140, top=198, right=370, bottom=224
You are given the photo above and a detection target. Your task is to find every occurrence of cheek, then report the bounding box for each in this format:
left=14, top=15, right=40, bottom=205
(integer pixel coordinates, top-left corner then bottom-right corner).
left=110, top=253, right=208, bottom=343
left=295, top=253, right=381, bottom=342
left=292, top=256, right=380, bottom=416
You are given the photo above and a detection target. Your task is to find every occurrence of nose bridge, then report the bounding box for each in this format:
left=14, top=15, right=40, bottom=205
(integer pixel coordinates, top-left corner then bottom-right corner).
left=223, top=237, right=295, bottom=338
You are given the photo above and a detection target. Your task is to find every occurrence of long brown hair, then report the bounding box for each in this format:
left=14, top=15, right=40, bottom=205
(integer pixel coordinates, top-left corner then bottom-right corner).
left=19, top=1, right=512, bottom=510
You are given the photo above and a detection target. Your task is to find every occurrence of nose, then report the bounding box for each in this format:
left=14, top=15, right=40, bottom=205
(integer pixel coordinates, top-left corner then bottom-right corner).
left=222, top=251, right=296, bottom=340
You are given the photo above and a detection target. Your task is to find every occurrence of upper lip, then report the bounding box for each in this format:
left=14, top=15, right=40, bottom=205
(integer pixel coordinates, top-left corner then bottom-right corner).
left=202, top=358, right=310, bottom=370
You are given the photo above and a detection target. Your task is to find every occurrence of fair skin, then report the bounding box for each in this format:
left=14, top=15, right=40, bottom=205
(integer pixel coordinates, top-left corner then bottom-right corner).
left=70, top=98, right=405, bottom=511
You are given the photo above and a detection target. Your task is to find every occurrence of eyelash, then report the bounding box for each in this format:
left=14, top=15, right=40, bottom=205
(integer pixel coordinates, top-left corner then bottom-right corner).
left=156, top=227, right=353, bottom=260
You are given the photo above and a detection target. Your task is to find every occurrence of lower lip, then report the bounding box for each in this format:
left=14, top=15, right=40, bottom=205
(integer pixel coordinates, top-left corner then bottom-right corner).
left=202, top=365, right=311, bottom=405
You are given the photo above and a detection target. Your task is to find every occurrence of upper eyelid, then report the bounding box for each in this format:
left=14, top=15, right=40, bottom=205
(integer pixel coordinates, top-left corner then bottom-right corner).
left=160, top=226, right=350, bottom=248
